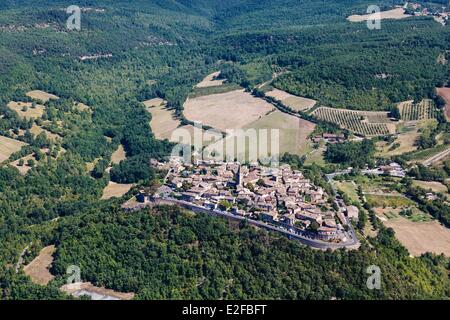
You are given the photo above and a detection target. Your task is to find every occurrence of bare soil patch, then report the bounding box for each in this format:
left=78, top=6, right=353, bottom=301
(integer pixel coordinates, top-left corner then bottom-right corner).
left=60, top=282, right=134, bottom=300
left=23, top=245, right=56, bottom=285
left=101, top=182, right=134, bottom=200
left=347, top=8, right=411, bottom=22
left=111, top=145, right=126, bottom=164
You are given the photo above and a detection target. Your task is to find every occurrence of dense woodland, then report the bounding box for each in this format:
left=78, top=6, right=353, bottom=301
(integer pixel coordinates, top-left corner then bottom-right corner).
left=0, top=0, right=449, bottom=299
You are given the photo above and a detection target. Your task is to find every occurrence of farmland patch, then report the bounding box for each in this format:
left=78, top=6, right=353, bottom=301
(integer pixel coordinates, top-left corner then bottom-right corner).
left=311, top=107, right=396, bottom=136
left=184, top=89, right=274, bottom=132
left=0, top=135, right=27, bottom=163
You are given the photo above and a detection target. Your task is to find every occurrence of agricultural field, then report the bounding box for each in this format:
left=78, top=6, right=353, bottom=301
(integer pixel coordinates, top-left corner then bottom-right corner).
left=184, top=89, right=274, bottom=132
left=383, top=217, right=450, bottom=257
left=243, top=110, right=315, bottom=156
left=203, top=110, right=315, bottom=159
left=101, top=182, right=134, bottom=200
left=347, top=8, right=411, bottom=22
left=436, top=87, right=450, bottom=120
left=413, top=180, right=449, bottom=198
left=26, top=90, right=59, bottom=103
left=376, top=120, right=438, bottom=157
left=310, top=107, right=396, bottom=136
left=195, top=71, right=225, bottom=88
left=7, top=101, right=45, bottom=119
left=144, top=99, right=181, bottom=141
left=398, top=99, right=438, bottom=121
left=365, top=194, right=416, bottom=208
left=265, top=88, right=316, bottom=111
left=111, top=145, right=126, bottom=165
left=0, top=135, right=27, bottom=163
left=23, top=245, right=56, bottom=285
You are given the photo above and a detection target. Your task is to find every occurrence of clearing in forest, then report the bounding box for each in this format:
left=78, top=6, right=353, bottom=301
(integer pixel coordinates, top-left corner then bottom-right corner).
left=26, top=90, right=59, bottom=102
left=60, top=282, right=135, bottom=300
left=10, top=154, right=35, bottom=175
left=383, top=217, right=450, bottom=257
left=145, top=100, right=181, bottom=141
left=30, top=124, right=60, bottom=141
left=23, top=245, right=56, bottom=285
left=101, top=182, right=134, bottom=200
left=265, top=88, right=316, bottom=111
left=347, top=8, right=411, bottom=22
left=311, top=107, right=396, bottom=136
left=0, top=135, right=27, bottom=163
left=7, top=101, right=45, bottom=119
left=184, top=89, right=274, bottom=131
left=195, top=71, right=225, bottom=88
left=111, top=145, right=126, bottom=164
left=436, top=87, right=450, bottom=121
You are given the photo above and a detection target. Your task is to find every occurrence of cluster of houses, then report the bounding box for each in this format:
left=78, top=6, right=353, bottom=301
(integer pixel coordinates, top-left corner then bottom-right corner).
left=311, top=133, right=346, bottom=144
left=405, top=2, right=450, bottom=25
left=364, top=162, right=406, bottom=178
left=144, top=158, right=359, bottom=242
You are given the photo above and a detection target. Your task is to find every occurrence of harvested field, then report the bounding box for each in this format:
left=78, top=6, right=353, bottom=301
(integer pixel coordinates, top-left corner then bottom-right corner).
left=204, top=110, right=315, bottom=159
left=101, top=182, right=134, bottom=200
left=147, top=103, right=181, bottom=140
left=60, top=282, right=134, bottom=300
left=347, top=8, right=411, bottom=22
left=0, top=135, right=27, bottom=163
left=266, top=88, right=316, bottom=111
left=436, top=87, right=450, bottom=121
left=384, top=217, right=450, bottom=256
left=111, top=145, right=126, bottom=164
left=7, top=101, right=45, bottom=119
left=26, top=90, right=59, bottom=102
left=195, top=71, right=225, bottom=88
left=171, top=124, right=223, bottom=145
left=23, top=245, right=56, bottom=285
left=311, top=107, right=396, bottom=136
left=184, top=89, right=274, bottom=131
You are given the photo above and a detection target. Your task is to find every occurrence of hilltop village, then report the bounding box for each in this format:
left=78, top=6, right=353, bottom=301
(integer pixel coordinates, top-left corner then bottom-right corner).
left=134, top=158, right=360, bottom=244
